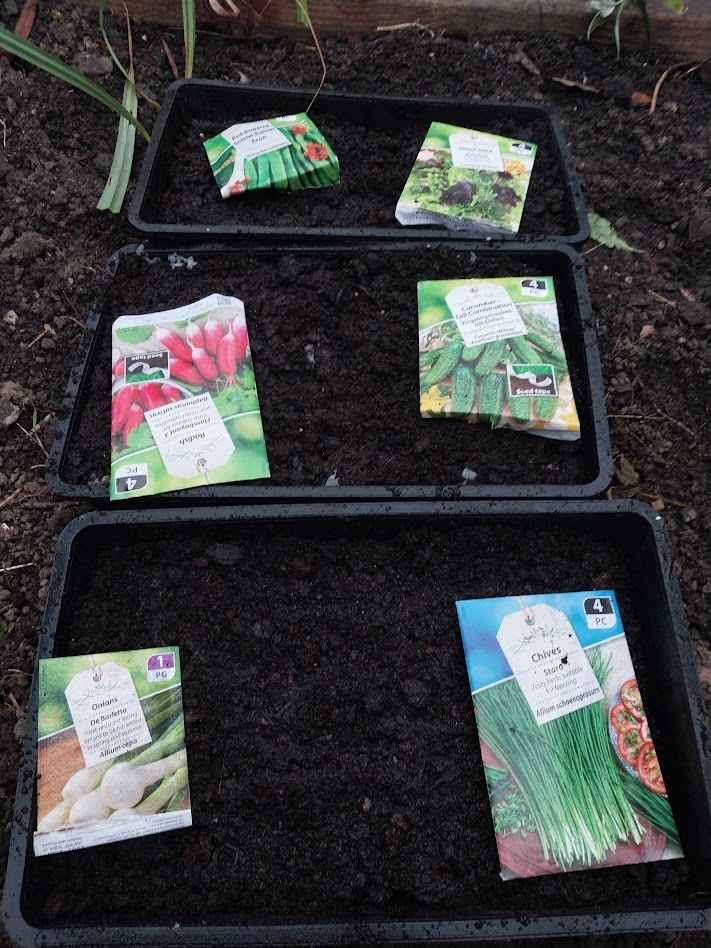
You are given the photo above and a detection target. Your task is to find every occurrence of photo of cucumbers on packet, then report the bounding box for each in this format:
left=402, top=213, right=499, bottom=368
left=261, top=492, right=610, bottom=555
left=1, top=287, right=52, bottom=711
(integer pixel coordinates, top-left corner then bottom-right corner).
left=417, top=276, right=581, bottom=441
left=204, top=113, right=340, bottom=199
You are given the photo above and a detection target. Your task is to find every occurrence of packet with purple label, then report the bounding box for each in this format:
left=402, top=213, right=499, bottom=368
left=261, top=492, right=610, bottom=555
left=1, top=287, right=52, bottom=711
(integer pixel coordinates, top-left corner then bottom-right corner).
left=34, top=646, right=190, bottom=856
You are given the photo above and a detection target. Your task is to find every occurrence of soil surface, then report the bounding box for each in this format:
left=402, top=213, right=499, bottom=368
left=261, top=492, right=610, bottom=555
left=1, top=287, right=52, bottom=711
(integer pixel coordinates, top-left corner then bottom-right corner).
left=1, top=3, right=710, bottom=947
left=59, top=248, right=591, bottom=491
left=25, top=518, right=694, bottom=926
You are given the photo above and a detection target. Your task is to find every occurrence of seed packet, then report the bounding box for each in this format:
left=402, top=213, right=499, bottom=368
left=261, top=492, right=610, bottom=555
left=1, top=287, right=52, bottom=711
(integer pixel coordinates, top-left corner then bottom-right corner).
left=204, top=113, right=339, bottom=199
left=396, top=122, right=535, bottom=234
left=110, top=294, right=270, bottom=500
left=456, top=591, right=681, bottom=880
left=34, top=647, right=190, bottom=856
left=417, top=276, right=580, bottom=440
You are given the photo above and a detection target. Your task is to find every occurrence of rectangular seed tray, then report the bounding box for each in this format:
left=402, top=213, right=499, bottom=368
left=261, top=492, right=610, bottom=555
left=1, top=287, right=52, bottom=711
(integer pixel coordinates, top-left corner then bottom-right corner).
left=128, top=80, right=589, bottom=245
left=46, top=240, right=612, bottom=505
left=4, top=500, right=711, bottom=946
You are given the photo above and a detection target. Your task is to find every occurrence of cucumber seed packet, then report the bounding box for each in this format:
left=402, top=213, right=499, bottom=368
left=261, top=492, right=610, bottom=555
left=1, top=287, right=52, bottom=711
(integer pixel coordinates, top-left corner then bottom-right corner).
left=396, top=122, right=536, bottom=234
left=34, top=647, right=190, bottom=856
left=456, top=591, right=681, bottom=880
left=204, top=113, right=339, bottom=199
left=417, top=276, right=580, bottom=440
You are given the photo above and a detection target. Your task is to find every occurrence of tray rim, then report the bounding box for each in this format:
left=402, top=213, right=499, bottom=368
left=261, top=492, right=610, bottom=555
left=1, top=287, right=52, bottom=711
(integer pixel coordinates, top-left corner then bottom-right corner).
left=45, top=239, right=613, bottom=505
left=127, top=79, right=591, bottom=246
left=4, top=500, right=711, bottom=946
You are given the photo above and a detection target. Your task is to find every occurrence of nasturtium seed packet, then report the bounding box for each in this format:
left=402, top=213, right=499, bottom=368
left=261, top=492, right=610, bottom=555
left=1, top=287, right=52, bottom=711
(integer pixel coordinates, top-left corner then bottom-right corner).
left=204, top=113, right=340, bottom=199
left=456, top=591, right=681, bottom=880
left=110, top=293, right=270, bottom=500
left=34, top=647, right=191, bottom=856
left=396, top=122, right=536, bottom=234
left=417, top=276, right=580, bottom=440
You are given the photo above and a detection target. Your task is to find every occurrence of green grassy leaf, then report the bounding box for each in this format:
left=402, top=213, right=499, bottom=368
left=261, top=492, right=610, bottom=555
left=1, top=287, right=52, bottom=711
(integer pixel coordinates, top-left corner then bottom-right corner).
left=295, top=0, right=309, bottom=26
left=98, top=0, right=160, bottom=110
left=0, top=27, right=149, bottom=141
left=588, top=212, right=643, bottom=252
left=97, top=77, right=138, bottom=213
left=663, top=0, right=684, bottom=12
left=182, top=0, right=196, bottom=79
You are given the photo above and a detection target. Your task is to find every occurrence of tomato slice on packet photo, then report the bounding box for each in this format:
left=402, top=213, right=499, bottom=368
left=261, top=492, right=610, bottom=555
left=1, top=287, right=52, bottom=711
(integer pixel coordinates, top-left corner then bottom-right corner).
left=620, top=678, right=645, bottom=720
left=610, top=702, right=639, bottom=733
left=637, top=741, right=667, bottom=795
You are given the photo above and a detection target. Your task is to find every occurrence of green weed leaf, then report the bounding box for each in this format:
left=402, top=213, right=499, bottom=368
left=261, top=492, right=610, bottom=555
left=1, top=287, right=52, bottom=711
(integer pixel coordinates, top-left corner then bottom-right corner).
left=97, top=78, right=137, bottom=213
left=182, top=0, right=196, bottom=78
left=588, top=212, right=643, bottom=252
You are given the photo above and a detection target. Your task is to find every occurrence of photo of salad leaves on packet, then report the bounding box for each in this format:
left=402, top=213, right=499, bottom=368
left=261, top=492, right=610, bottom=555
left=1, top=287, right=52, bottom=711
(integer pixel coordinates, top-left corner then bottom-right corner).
left=397, top=121, right=536, bottom=234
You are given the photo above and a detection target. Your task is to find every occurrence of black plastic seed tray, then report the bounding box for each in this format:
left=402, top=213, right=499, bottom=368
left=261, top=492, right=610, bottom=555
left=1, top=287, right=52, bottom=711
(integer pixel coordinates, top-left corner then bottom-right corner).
left=128, top=80, right=590, bottom=245
left=46, top=240, right=612, bottom=505
left=3, top=501, right=711, bottom=945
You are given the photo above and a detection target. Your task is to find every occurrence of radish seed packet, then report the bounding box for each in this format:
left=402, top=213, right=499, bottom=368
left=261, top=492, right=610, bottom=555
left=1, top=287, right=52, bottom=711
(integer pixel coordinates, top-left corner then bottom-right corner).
left=457, top=591, right=681, bottom=880
left=417, top=276, right=580, bottom=440
left=34, top=647, right=190, bottom=856
left=396, top=122, right=536, bottom=234
left=204, top=113, right=339, bottom=199
left=111, top=294, right=270, bottom=500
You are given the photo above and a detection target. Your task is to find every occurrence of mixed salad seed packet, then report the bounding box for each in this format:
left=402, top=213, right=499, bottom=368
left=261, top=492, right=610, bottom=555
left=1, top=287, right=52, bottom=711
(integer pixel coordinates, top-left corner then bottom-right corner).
left=110, top=294, right=270, bottom=500
left=204, top=113, right=339, bottom=199
left=456, top=591, right=681, bottom=880
left=396, top=122, right=536, bottom=234
left=417, top=275, right=580, bottom=440
left=34, top=648, right=190, bottom=856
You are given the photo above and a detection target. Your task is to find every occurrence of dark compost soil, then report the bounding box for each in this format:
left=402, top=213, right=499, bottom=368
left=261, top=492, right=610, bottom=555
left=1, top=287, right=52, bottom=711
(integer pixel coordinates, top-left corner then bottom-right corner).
left=2, top=4, right=711, bottom=946
left=154, top=110, right=575, bottom=238
left=26, top=516, right=693, bottom=926
left=60, top=247, right=591, bottom=489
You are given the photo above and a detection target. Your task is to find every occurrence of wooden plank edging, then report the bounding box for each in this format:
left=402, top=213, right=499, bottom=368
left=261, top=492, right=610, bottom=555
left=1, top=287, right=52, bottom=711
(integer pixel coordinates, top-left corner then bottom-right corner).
left=69, top=0, right=711, bottom=60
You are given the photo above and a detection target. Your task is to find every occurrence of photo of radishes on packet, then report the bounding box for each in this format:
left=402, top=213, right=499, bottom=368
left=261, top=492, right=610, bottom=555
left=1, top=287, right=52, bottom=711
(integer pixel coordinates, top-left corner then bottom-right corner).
left=110, top=293, right=270, bottom=501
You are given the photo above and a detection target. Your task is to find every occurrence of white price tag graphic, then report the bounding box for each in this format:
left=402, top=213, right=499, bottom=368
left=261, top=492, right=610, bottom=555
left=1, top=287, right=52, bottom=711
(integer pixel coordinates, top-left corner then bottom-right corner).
left=497, top=603, right=604, bottom=726
left=222, top=120, right=290, bottom=195
left=145, top=393, right=235, bottom=481
left=449, top=132, right=505, bottom=172
left=65, top=662, right=151, bottom=767
left=445, top=282, right=526, bottom=347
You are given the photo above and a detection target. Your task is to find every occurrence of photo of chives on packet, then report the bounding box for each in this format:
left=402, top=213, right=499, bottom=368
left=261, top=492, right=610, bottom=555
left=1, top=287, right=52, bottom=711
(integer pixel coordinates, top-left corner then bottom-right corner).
left=204, top=113, right=340, bottom=199
left=456, top=591, right=682, bottom=880
left=396, top=121, right=536, bottom=234
left=34, top=647, right=190, bottom=856
left=110, top=293, right=270, bottom=500
left=417, top=275, right=580, bottom=440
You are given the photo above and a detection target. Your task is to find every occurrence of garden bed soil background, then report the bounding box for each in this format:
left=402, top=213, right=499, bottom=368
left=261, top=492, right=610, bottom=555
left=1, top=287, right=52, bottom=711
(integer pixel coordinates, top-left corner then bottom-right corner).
left=0, top=3, right=710, bottom=946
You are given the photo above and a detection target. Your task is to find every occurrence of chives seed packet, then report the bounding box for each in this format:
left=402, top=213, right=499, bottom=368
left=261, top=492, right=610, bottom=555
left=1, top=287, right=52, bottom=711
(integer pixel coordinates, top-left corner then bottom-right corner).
left=396, top=122, right=536, bottom=234
left=204, top=113, right=340, bottom=199
left=110, top=294, right=270, bottom=500
left=34, top=647, right=190, bottom=856
left=456, top=591, right=682, bottom=880
left=417, top=275, right=580, bottom=440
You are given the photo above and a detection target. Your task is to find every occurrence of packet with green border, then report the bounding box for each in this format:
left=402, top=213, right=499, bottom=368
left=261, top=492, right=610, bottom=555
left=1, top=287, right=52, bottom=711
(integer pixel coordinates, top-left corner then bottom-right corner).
left=418, top=276, right=580, bottom=440
left=204, top=113, right=340, bottom=199
left=34, top=647, right=190, bottom=856
left=110, top=293, right=270, bottom=500
left=397, top=121, right=536, bottom=234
